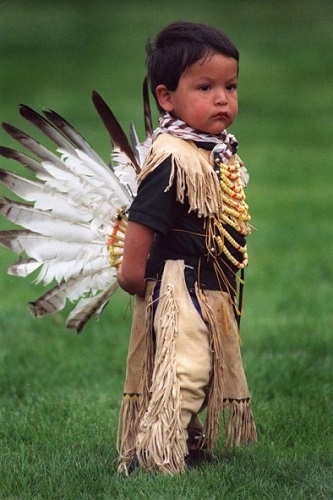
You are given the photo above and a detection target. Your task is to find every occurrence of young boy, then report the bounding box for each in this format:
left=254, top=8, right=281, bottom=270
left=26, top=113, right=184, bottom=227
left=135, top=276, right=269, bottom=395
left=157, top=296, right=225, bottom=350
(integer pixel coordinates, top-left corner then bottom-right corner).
left=117, top=21, right=257, bottom=474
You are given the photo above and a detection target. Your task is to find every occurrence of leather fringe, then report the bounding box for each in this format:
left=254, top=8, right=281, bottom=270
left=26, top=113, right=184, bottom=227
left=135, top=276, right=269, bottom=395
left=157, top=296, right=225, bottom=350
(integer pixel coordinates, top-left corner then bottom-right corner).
left=138, top=134, right=222, bottom=218
left=117, top=394, right=142, bottom=475
left=223, top=398, right=257, bottom=447
left=117, top=285, right=156, bottom=475
left=195, top=285, right=225, bottom=451
left=136, top=281, right=188, bottom=473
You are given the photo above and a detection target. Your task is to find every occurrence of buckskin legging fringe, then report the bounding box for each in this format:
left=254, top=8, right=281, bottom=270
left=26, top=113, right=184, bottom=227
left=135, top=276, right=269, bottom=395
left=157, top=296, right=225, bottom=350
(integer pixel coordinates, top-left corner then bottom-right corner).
left=117, top=260, right=257, bottom=474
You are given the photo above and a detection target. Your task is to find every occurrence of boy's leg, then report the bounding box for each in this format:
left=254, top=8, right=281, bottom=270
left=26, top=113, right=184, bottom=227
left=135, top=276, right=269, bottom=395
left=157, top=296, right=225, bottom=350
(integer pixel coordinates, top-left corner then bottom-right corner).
left=136, top=260, right=212, bottom=472
left=174, top=295, right=211, bottom=435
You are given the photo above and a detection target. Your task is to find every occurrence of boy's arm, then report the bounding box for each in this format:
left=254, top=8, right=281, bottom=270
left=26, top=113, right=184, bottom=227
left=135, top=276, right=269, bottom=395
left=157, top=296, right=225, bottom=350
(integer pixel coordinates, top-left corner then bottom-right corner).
left=117, top=221, right=154, bottom=297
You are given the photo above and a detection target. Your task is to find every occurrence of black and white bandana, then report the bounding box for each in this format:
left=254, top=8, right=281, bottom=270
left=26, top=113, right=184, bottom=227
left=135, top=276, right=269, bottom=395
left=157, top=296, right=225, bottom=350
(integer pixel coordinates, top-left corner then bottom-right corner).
left=153, top=112, right=239, bottom=165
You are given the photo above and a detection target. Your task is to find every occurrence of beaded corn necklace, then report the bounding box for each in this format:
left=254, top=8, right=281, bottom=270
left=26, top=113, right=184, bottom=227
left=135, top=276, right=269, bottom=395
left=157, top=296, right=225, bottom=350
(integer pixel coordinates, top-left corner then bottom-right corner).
left=206, top=154, right=251, bottom=270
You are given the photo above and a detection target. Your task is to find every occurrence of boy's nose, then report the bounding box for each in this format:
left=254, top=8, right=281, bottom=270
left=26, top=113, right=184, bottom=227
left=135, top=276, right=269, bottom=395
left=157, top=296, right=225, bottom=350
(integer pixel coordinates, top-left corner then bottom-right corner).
left=214, top=89, right=228, bottom=105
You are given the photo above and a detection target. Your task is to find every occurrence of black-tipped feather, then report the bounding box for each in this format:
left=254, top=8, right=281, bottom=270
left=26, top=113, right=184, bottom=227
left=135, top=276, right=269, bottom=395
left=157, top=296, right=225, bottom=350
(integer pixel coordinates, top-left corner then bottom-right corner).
left=92, top=90, right=140, bottom=173
left=2, top=122, right=66, bottom=169
left=43, top=109, right=105, bottom=165
left=0, top=146, right=46, bottom=176
left=29, top=284, right=68, bottom=318
left=19, top=105, right=77, bottom=154
left=143, top=77, right=153, bottom=136
left=129, top=122, right=141, bottom=165
left=66, top=285, right=117, bottom=332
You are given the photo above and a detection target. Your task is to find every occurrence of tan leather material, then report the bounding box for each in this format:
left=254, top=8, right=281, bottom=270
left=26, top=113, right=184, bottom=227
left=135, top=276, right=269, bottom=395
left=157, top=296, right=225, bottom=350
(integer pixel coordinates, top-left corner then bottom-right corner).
left=198, top=289, right=250, bottom=400
left=118, top=261, right=256, bottom=473
left=154, top=260, right=212, bottom=430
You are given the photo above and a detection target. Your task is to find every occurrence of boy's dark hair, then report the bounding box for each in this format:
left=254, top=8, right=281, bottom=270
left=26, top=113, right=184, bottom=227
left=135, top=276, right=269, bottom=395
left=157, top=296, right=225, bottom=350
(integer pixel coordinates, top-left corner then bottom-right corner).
left=146, top=21, right=239, bottom=112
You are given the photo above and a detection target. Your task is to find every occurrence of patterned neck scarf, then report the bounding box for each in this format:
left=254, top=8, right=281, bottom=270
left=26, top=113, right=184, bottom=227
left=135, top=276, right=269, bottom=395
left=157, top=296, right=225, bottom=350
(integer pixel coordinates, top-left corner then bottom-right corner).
left=153, top=112, right=239, bottom=165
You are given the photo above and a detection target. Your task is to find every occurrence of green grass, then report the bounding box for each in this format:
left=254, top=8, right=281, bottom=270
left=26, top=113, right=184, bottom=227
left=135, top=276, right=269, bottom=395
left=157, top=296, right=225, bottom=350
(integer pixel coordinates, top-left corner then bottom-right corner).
left=0, top=0, right=333, bottom=498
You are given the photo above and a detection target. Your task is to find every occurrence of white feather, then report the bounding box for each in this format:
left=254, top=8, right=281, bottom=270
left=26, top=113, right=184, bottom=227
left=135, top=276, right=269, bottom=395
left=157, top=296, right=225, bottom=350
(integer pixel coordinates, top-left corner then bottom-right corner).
left=0, top=170, right=94, bottom=222
left=73, top=150, right=131, bottom=205
left=66, top=283, right=118, bottom=331
left=0, top=200, right=96, bottom=242
left=0, top=96, right=147, bottom=331
left=35, top=253, right=111, bottom=287
left=113, top=149, right=138, bottom=197
left=8, top=257, right=41, bottom=277
left=2, top=231, right=106, bottom=262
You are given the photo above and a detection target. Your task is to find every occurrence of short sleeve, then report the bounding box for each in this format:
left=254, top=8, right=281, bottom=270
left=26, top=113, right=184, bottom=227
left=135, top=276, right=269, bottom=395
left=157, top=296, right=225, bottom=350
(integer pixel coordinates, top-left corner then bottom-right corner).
left=128, top=156, right=186, bottom=235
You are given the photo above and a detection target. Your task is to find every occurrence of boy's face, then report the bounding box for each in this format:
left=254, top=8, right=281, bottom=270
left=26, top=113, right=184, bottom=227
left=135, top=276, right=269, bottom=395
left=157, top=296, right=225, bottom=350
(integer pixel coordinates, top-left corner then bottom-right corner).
left=156, top=53, right=238, bottom=134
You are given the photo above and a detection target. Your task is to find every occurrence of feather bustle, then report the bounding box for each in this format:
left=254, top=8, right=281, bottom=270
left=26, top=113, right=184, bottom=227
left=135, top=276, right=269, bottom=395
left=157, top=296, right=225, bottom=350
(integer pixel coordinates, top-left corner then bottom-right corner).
left=0, top=94, right=140, bottom=330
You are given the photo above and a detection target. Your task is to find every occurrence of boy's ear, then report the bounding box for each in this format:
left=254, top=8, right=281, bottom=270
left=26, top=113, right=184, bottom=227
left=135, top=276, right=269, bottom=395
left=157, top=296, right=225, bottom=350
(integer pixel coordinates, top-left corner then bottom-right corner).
left=155, top=84, right=174, bottom=112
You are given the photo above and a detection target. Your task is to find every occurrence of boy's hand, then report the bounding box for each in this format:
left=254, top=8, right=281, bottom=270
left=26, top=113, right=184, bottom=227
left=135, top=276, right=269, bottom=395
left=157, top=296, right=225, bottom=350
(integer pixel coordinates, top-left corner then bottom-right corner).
left=116, top=221, right=154, bottom=297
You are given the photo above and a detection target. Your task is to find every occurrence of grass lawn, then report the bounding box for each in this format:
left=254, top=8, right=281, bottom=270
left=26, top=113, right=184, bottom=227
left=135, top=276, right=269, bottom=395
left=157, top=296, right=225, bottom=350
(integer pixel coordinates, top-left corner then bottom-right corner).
left=0, top=0, right=332, bottom=498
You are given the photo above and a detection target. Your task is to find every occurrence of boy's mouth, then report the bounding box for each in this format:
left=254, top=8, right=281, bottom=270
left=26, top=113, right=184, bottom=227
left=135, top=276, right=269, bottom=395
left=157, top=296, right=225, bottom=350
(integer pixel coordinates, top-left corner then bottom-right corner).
left=212, top=112, right=229, bottom=120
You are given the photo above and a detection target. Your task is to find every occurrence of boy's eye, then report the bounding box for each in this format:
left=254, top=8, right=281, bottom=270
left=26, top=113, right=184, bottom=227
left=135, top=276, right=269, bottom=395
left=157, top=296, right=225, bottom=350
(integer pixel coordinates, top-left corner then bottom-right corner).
left=199, top=85, right=211, bottom=91
left=227, top=83, right=238, bottom=91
